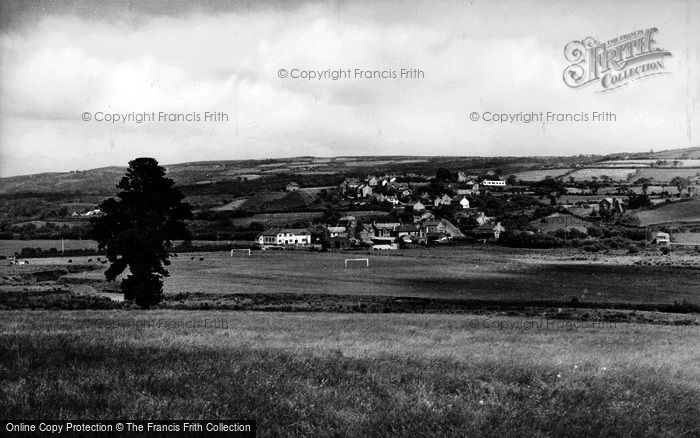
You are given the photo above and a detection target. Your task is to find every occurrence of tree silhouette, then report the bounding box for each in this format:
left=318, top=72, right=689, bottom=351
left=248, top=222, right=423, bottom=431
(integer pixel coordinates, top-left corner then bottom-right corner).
left=90, top=158, right=192, bottom=307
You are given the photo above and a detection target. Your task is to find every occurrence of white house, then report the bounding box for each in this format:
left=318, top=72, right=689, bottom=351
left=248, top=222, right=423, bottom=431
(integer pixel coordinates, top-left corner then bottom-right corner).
left=482, top=180, right=506, bottom=186
left=459, top=197, right=470, bottom=209
left=359, top=184, right=373, bottom=198
left=257, top=228, right=311, bottom=246
left=654, top=232, right=670, bottom=245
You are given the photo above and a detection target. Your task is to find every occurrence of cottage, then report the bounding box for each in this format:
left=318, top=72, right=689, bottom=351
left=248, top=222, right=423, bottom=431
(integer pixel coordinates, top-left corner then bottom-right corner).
left=421, top=220, right=446, bottom=235
left=654, top=232, right=670, bottom=245
left=323, top=226, right=350, bottom=249
left=457, top=182, right=480, bottom=196
left=356, top=223, right=375, bottom=244
left=338, top=215, right=357, bottom=228
left=358, top=184, right=373, bottom=198
left=474, top=222, right=505, bottom=240
left=433, top=194, right=452, bottom=208
left=415, top=211, right=435, bottom=223
left=257, top=228, right=311, bottom=246
left=599, top=197, right=625, bottom=216
left=367, top=176, right=378, bottom=187
left=372, top=222, right=400, bottom=237
left=397, top=223, right=421, bottom=242
left=456, top=208, right=488, bottom=225
left=459, top=197, right=470, bottom=209
left=339, top=177, right=361, bottom=196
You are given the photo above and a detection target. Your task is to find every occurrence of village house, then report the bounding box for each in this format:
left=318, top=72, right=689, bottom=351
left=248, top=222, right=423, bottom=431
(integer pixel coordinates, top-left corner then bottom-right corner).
left=654, top=232, right=671, bottom=245
left=257, top=228, right=311, bottom=246
left=459, top=197, right=470, bottom=209
left=367, top=176, right=378, bottom=187
left=473, top=222, right=505, bottom=241
left=358, top=184, right=373, bottom=198
left=337, top=215, right=357, bottom=228
left=323, top=226, right=350, bottom=250
left=598, top=197, right=625, bottom=216
left=356, top=223, right=375, bottom=244
left=456, top=208, right=489, bottom=225
left=396, top=223, right=421, bottom=243
left=414, top=211, right=435, bottom=223
left=457, top=181, right=480, bottom=196
left=433, top=194, right=452, bottom=208
left=339, top=177, right=361, bottom=196
left=372, top=222, right=400, bottom=238
left=481, top=179, right=506, bottom=187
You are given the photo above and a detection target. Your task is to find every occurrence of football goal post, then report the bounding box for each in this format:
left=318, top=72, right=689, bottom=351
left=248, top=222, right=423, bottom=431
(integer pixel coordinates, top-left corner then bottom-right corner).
left=345, top=258, right=369, bottom=268
left=230, top=249, right=251, bottom=257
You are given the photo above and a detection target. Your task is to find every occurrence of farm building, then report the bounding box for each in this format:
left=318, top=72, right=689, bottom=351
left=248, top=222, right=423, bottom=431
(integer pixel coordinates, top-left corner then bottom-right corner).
left=257, top=228, right=311, bottom=246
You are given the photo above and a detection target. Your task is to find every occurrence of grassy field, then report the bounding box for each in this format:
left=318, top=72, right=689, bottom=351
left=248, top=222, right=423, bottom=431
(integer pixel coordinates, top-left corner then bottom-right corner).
left=0, top=239, right=98, bottom=256
left=636, top=199, right=700, bottom=226
left=0, top=310, right=697, bottom=437
left=19, top=247, right=700, bottom=307
left=567, top=168, right=637, bottom=182
left=511, top=169, right=573, bottom=181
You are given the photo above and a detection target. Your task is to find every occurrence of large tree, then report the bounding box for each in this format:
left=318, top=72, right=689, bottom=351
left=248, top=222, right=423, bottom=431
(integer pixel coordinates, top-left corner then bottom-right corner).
left=90, top=158, right=192, bottom=307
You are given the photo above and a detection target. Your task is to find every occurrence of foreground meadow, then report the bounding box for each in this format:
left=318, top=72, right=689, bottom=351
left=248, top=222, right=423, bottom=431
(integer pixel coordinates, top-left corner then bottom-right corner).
left=1, top=311, right=698, bottom=437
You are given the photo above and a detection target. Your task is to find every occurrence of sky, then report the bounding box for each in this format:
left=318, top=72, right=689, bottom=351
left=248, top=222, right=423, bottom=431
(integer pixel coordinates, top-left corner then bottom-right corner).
left=0, top=0, right=698, bottom=176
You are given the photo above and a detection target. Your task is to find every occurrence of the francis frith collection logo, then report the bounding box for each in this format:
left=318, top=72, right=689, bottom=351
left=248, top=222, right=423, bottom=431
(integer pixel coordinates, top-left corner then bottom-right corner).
left=563, top=28, right=672, bottom=92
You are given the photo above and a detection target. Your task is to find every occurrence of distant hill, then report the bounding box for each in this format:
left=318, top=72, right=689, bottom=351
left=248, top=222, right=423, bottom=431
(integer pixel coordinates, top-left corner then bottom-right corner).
left=0, top=155, right=588, bottom=195
left=1, top=148, right=698, bottom=195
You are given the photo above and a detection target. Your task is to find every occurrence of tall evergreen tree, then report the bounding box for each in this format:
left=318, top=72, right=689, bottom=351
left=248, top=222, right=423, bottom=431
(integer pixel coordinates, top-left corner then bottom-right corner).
left=90, top=158, right=192, bottom=307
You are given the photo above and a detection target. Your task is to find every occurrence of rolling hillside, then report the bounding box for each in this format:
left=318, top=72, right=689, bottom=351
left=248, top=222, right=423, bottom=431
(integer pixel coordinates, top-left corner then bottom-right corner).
left=636, top=199, right=700, bottom=226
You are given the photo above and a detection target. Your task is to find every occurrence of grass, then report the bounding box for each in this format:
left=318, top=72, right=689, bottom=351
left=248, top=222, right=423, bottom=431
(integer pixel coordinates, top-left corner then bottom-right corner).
left=1, top=310, right=698, bottom=437
left=10, top=247, right=700, bottom=307
left=0, top=239, right=98, bottom=256
left=637, top=199, right=700, bottom=226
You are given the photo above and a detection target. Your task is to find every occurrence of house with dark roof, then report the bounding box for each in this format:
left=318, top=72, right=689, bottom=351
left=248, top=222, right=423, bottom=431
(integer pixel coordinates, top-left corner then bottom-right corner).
left=323, top=226, right=350, bottom=250
left=372, top=222, right=400, bottom=237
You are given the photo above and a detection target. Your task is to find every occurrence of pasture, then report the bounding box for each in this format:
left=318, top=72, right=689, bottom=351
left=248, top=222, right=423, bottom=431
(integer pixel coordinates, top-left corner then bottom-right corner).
left=511, top=169, right=573, bottom=181
left=0, top=239, right=98, bottom=256
left=39, top=247, right=700, bottom=306
left=0, top=311, right=697, bottom=437
left=636, top=199, right=700, bottom=226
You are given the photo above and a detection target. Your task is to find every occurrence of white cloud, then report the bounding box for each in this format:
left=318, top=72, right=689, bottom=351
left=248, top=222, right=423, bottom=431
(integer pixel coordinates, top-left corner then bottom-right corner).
left=0, top=1, right=698, bottom=176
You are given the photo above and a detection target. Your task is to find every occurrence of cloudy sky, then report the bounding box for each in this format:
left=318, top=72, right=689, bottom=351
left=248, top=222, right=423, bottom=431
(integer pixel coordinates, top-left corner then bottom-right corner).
left=0, top=0, right=698, bottom=176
